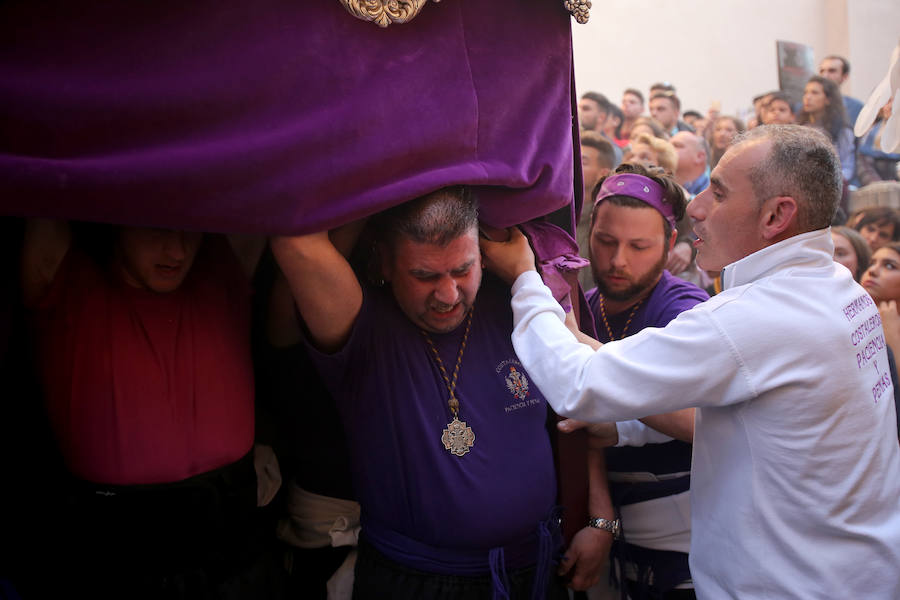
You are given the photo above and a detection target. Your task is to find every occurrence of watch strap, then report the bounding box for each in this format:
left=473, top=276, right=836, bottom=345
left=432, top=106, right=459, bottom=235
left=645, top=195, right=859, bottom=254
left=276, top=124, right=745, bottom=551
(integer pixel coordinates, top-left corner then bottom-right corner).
left=587, top=517, right=621, bottom=538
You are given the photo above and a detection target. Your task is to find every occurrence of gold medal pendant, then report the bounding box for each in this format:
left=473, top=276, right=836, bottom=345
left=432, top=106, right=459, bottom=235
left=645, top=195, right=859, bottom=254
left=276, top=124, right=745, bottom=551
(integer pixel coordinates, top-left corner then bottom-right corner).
left=421, top=310, right=476, bottom=458
left=442, top=416, right=475, bottom=457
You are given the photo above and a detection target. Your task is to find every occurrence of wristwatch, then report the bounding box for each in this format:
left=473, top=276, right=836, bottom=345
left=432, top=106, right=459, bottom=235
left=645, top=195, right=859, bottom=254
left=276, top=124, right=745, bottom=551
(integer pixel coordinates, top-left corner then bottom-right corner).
left=587, top=517, right=621, bottom=538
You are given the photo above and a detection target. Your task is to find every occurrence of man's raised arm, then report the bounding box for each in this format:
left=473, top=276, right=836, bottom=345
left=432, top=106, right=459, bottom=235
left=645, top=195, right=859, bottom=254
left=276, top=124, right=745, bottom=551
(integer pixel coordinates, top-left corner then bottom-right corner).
left=269, top=226, right=363, bottom=354
left=21, top=218, right=71, bottom=307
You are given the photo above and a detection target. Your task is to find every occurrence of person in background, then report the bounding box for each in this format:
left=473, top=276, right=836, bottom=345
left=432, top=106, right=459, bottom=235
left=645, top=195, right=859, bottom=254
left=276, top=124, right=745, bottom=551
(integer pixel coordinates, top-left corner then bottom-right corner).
left=622, top=134, right=698, bottom=293
left=707, top=116, right=745, bottom=168
left=649, top=91, right=694, bottom=137
left=579, top=92, right=623, bottom=164
left=682, top=110, right=703, bottom=131
left=671, top=132, right=710, bottom=197
left=761, top=92, right=796, bottom=126
left=798, top=75, right=855, bottom=183
left=620, top=88, right=646, bottom=142
left=832, top=225, right=871, bottom=282
left=819, top=55, right=865, bottom=128
left=861, top=242, right=900, bottom=306
left=682, top=109, right=708, bottom=137
left=579, top=91, right=611, bottom=132
left=848, top=206, right=900, bottom=252
left=604, top=104, right=628, bottom=149
left=624, top=133, right=678, bottom=176
left=628, top=117, right=669, bottom=144
left=578, top=131, right=620, bottom=290
left=746, top=91, right=777, bottom=129
left=704, top=100, right=722, bottom=129
left=857, top=95, right=900, bottom=186
left=867, top=242, right=900, bottom=439
left=649, top=82, right=675, bottom=96
left=581, top=131, right=619, bottom=202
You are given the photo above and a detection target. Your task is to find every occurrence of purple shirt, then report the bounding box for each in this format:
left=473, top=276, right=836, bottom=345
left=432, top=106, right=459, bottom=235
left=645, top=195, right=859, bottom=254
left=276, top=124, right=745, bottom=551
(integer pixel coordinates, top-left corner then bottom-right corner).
left=307, top=275, right=557, bottom=574
left=587, top=271, right=708, bottom=476
left=586, top=271, right=708, bottom=343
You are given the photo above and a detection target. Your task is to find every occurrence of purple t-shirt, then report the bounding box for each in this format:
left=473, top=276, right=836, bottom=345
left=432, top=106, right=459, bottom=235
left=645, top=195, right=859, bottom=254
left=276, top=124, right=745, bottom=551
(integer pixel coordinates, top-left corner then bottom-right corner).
left=587, top=271, right=708, bottom=476
left=586, top=271, right=708, bottom=343
left=307, top=274, right=557, bottom=573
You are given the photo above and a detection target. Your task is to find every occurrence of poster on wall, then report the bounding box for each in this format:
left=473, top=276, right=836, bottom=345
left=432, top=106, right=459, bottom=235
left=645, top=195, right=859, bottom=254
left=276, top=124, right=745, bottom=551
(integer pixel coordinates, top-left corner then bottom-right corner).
left=777, top=40, right=815, bottom=106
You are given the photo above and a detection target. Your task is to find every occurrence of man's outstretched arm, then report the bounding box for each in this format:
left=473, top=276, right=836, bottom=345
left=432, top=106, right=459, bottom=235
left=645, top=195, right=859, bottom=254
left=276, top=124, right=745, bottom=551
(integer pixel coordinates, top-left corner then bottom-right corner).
left=481, top=227, right=747, bottom=424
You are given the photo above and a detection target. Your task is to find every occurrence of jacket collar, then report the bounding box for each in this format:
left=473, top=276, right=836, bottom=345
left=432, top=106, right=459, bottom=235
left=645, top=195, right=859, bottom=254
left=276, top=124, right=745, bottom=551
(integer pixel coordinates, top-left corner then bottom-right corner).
left=721, top=228, right=835, bottom=290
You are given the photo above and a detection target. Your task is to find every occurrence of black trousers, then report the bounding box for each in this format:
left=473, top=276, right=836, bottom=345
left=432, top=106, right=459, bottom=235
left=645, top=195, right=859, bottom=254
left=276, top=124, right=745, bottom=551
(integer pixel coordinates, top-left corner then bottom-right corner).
left=352, top=539, right=570, bottom=600
left=24, top=453, right=287, bottom=600
left=623, top=581, right=696, bottom=600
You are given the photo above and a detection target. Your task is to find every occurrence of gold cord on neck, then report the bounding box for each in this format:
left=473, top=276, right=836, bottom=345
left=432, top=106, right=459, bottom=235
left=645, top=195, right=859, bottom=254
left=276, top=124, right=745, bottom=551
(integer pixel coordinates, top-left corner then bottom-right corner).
left=420, top=309, right=474, bottom=417
left=597, top=296, right=644, bottom=341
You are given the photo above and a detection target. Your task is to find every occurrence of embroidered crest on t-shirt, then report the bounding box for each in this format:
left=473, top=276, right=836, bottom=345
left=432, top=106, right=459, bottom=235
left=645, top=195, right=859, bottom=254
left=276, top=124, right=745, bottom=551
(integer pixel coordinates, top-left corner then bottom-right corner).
left=495, top=360, right=540, bottom=413
left=505, top=366, right=530, bottom=399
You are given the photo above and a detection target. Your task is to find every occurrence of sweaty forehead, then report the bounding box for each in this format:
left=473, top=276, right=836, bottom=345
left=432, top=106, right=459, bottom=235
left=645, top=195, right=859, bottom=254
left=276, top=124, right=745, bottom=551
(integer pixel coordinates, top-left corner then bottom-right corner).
left=394, top=231, right=478, bottom=266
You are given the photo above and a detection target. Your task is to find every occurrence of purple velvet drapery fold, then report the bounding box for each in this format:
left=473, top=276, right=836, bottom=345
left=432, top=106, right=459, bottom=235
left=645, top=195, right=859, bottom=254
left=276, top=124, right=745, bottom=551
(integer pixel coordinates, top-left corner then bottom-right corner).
left=0, top=0, right=576, bottom=233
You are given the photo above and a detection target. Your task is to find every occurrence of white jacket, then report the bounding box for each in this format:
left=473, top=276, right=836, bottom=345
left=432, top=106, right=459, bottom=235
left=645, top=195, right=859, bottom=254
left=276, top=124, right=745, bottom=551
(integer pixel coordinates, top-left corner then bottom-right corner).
left=511, top=229, right=900, bottom=599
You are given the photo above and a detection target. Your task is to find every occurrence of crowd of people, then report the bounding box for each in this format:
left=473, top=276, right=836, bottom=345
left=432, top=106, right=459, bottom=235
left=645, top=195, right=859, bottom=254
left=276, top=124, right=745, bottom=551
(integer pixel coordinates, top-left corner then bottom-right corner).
left=3, top=52, right=900, bottom=600
left=577, top=55, right=900, bottom=292
left=577, top=55, right=899, bottom=229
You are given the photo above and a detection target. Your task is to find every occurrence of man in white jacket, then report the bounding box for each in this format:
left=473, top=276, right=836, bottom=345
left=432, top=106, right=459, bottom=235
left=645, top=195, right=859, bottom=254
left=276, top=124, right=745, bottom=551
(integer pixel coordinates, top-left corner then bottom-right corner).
left=481, top=125, right=900, bottom=599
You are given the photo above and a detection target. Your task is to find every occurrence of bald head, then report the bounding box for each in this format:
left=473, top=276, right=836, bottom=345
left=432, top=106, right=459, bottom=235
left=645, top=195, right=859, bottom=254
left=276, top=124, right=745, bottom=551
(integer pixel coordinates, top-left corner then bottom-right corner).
left=671, top=131, right=707, bottom=185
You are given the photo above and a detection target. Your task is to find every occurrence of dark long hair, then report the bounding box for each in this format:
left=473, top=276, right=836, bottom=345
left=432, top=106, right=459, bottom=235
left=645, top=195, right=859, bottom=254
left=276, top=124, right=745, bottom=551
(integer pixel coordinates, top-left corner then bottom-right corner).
left=707, top=115, right=745, bottom=168
left=832, top=226, right=871, bottom=281
left=798, top=75, right=847, bottom=142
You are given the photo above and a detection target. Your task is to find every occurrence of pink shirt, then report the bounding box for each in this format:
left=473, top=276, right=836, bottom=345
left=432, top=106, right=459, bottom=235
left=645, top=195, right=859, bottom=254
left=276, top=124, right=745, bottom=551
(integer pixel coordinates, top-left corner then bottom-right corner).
left=33, top=237, right=255, bottom=485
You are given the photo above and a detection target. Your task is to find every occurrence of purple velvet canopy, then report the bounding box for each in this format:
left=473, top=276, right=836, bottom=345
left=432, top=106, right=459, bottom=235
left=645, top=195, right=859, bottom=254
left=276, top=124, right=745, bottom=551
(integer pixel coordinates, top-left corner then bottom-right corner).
left=0, top=0, right=578, bottom=233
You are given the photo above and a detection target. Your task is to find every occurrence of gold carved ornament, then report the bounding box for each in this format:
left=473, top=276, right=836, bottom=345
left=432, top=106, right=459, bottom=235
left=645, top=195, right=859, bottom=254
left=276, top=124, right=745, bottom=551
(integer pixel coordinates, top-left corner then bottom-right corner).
left=338, top=0, right=437, bottom=28
left=337, top=0, right=590, bottom=28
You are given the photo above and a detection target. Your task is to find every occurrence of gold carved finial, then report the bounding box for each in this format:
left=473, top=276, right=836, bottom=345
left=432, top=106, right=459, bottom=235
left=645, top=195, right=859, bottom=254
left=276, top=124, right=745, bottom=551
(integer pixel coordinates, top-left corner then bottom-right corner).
left=564, top=0, right=591, bottom=24
left=339, top=0, right=440, bottom=28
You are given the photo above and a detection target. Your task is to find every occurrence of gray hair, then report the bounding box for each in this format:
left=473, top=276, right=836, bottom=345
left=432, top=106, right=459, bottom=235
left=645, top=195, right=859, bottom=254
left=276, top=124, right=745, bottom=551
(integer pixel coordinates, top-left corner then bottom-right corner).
left=734, top=125, right=841, bottom=232
left=377, top=186, right=479, bottom=248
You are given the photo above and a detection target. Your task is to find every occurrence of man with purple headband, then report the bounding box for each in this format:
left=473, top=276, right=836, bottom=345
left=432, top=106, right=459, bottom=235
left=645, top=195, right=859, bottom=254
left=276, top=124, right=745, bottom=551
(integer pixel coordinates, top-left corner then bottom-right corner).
left=482, top=125, right=900, bottom=599
left=580, top=163, right=707, bottom=599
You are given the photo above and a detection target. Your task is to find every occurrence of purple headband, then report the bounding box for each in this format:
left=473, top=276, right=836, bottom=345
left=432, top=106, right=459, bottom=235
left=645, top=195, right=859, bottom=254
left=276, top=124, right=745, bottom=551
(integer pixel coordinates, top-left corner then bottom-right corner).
left=594, top=173, right=676, bottom=229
